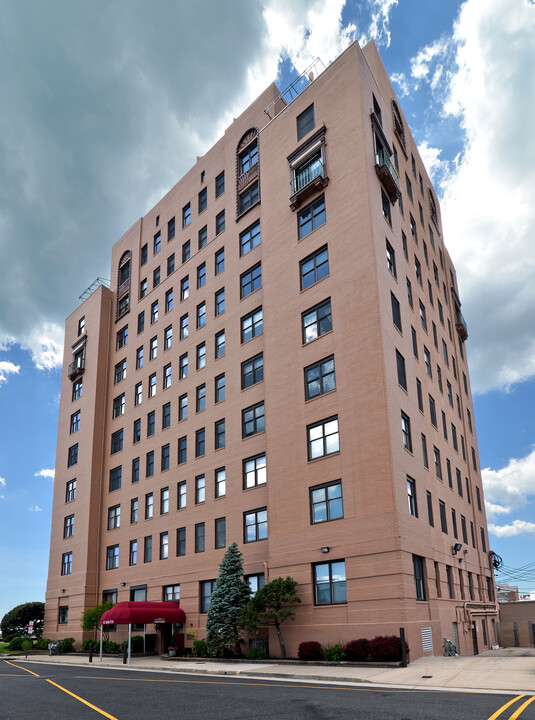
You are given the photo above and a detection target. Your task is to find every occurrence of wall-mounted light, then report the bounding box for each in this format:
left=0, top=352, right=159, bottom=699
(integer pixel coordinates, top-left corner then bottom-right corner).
left=452, top=543, right=463, bottom=555
left=121, top=582, right=126, bottom=586
left=321, top=546, right=330, bottom=554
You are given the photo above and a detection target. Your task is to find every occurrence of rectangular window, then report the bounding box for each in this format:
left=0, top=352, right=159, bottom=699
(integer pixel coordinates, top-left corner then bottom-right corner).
left=429, top=395, right=437, bottom=427
left=111, top=429, right=123, bottom=454
left=168, top=217, right=175, bottom=241
left=381, top=189, right=391, bottom=225
left=182, top=240, right=190, bottom=263
left=313, top=560, right=346, bottom=605
left=180, top=275, right=189, bottom=301
left=178, top=436, right=187, bottom=464
left=196, top=383, right=206, bottom=413
left=215, top=330, right=225, bottom=358
left=243, top=453, right=266, bottom=489
left=242, top=401, right=265, bottom=438
left=144, top=536, right=152, bottom=563
left=164, top=325, right=172, bottom=351
left=239, top=140, right=258, bottom=174
left=434, top=446, right=442, bottom=479
left=307, top=416, right=339, bottom=460
left=310, top=480, right=343, bottom=524
left=240, top=262, right=262, bottom=298
left=154, top=231, right=161, bottom=254
left=198, top=188, right=207, bottom=214
left=106, top=545, right=119, bottom=570
left=132, top=458, right=139, bottom=483
left=215, top=517, right=226, bottom=549
left=240, top=220, right=260, bottom=256
left=197, top=302, right=206, bottom=329
left=179, top=394, right=187, bottom=421
left=421, top=433, right=429, bottom=468
left=386, top=240, right=396, bottom=277
left=416, top=378, right=423, bottom=411
left=72, top=379, right=83, bottom=400
left=215, top=374, right=225, bottom=403
left=215, top=288, right=225, bottom=316
left=215, top=419, right=225, bottom=449
left=164, top=584, right=180, bottom=602
left=439, top=500, right=448, bottom=534
left=129, top=540, right=137, bottom=566
left=302, top=299, right=332, bottom=343
left=413, top=555, right=426, bottom=600
left=407, top=476, right=417, bottom=516
left=239, top=181, right=259, bottom=214
left=167, top=253, right=175, bottom=276
left=176, top=527, right=186, bottom=556
left=177, top=480, right=186, bottom=509
left=159, top=532, right=169, bottom=560
left=197, top=262, right=206, bottom=288
left=297, top=103, right=315, bottom=140
left=461, top=515, right=468, bottom=544
left=179, top=353, right=188, bottom=379
left=419, top=301, right=427, bottom=331
left=182, top=203, right=191, bottom=228
left=109, top=466, right=122, bottom=491
left=395, top=351, right=406, bottom=391
left=149, top=336, right=157, bottom=360
left=63, top=514, right=74, bottom=538
left=401, top=412, right=412, bottom=452
left=162, top=364, right=171, bottom=390
left=196, top=342, right=206, bottom=369
left=141, top=244, right=148, bottom=265
left=131, top=498, right=138, bottom=524
left=180, top=314, right=188, bottom=339
left=165, top=289, right=173, bottom=313
left=244, top=507, right=268, bottom=543
left=108, top=504, right=121, bottom=530
left=61, top=551, right=73, bottom=575
left=153, top=266, right=160, bottom=288
left=195, top=522, right=205, bottom=553
left=215, top=467, right=226, bottom=497
left=197, top=225, right=207, bottom=251
left=424, top=347, right=432, bottom=376
left=216, top=210, right=225, bottom=235
left=200, top=579, right=216, bottom=613
left=195, top=428, right=205, bottom=457
left=113, top=394, right=125, bottom=419
left=300, top=246, right=329, bottom=290
left=195, top=474, right=206, bottom=504
left=151, top=301, right=158, bottom=324
left=145, top=492, right=153, bottom=519
left=116, top=325, right=128, bottom=350
left=391, top=293, right=402, bottom=332
left=136, top=346, right=143, bottom=369
left=215, top=170, right=225, bottom=196
left=298, top=195, right=325, bottom=240
left=148, top=373, right=156, bottom=398
left=241, top=306, right=263, bottom=343
left=426, top=491, right=434, bottom=526
left=140, top=278, right=147, bottom=299
left=242, top=352, right=263, bottom=389
left=161, top=444, right=170, bottom=472
left=146, top=451, right=154, bottom=478
left=452, top=508, right=458, bottom=539
left=137, top=311, right=145, bottom=335
left=135, top=382, right=142, bottom=407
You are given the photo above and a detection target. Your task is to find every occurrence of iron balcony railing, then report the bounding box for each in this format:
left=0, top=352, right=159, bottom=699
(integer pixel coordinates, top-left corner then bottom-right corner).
left=290, top=158, right=325, bottom=196
left=375, top=147, right=400, bottom=191
left=68, top=358, right=85, bottom=379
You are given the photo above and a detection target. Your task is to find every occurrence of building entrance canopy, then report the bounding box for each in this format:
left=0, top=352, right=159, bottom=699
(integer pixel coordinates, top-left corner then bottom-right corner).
left=100, top=601, right=185, bottom=626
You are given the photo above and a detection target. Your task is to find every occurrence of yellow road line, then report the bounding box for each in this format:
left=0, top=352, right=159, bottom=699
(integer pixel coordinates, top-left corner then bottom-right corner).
left=510, top=695, right=535, bottom=719
left=3, top=660, right=40, bottom=677
left=45, top=679, right=119, bottom=720
left=487, top=695, right=526, bottom=720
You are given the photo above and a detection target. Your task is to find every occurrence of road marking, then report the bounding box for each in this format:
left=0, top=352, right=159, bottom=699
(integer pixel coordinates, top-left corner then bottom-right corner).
left=3, top=660, right=40, bottom=677
left=487, top=695, right=527, bottom=720
left=510, top=695, right=535, bottom=719
left=45, top=679, right=119, bottom=720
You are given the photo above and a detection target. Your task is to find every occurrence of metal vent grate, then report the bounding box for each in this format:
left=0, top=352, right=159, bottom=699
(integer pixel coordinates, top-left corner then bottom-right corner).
left=421, top=627, right=433, bottom=652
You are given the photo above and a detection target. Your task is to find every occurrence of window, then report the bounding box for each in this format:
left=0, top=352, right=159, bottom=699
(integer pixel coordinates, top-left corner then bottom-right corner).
left=215, top=517, right=226, bottom=549
left=65, top=479, right=76, bottom=502
left=243, top=453, right=266, bottom=489
left=456, top=468, right=463, bottom=497
left=297, top=103, right=314, bottom=140
left=239, top=139, right=258, bottom=174
left=177, top=480, right=186, bottom=509
left=240, top=262, right=262, bottom=298
left=59, top=606, right=69, bottom=624
left=242, top=353, right=264, bottom=389
left=148, top=373, right=156, bottom=398
left=442, top=339, right=449, bottom=366
left=131, top=498, right=138, bottom=524
left=116, top=326, right=128, bottom=350
left=476, top=486, right=482, bottom=512
left=196, top=342, right=206, bottom=369
left=472, top=447, right=478, bottom=472
left=298, top=195, right=326, bottom=240
left=198, top=187, right=207, bottom=214
left=141, top=243, right=148, bottom=265
left=165, top=289, right=173, bottom=314
left=407, top=476, right=417, bottom=516
left=437, top=364, right=443, bottom=392
left=146, top=450, right=154, bottom=478
left=134, top=382, right=142, bottom=407
left=153, top=266, right=160, bottom=288
left=68, top=444, right=78, bottom=467
left=242, top=402, right=265, bottom=437
left=215, top=210, right=225, bottom=235
left=300, top=246, right=329, bottom=291
left=413, top=555, right=426, bottom=600
left=182, top=203, right=191, bottom=228
left=69, top=410, right=80, bottom=434
left=107, top=505, right=120, bottom=530
left=144, top=536, right=152, bottom=563
left=215, top=288, right=225, bottom=316
left=401, top=412, right=412, bottom=452
left=310, top=480, right=343, bottom=524
left=117, top=293, right=129, bottom=317
left=429, top=395, right=437, bottom=427
left=164, top=584, right=180, bottom=602
left=395, top=351, right=406, bottom=391
left=405, top=173, right=413, bottom=202
left=197, top=262, right=206, bottom=289
left=63, top=514, right=74, bottom=538
left=215, top=419, right=225, bottom=449
left=164, top=325, right=172, bottom=351
left=179, top=394, right=188, bottom=421
left=77, top=316, right=85, bottom=336
left=196, top=428, right=205, bottom=457
left=461, top=515, right=468, bottom=544
left=154, top=231, right=161, bottom=254
left=167, top=253, right=175, bottom=276
left=452, top=508, right=458, bottom=539
left=179, top=313, right=189, bottom=340
left=178, top=353, right=188, bottom=380
left=215, top=171, right=225, bottom=197
left=424, top=347, right=431, bottom=376
left=168, top=217, right=175, bottom=241
left=434, top=447, right=442, bottom=479
left=134, top=346, right=143, bottom=370
left=480, top=527, right=487, bottom=553
left=195, top=522, right=205, bottom=553
left=307, top=416, right=339, bottom=460
left=61, top=551, right=72, bottom=575
left=106, top=545, right=119, bottom=570
left=246, top=574, right=265, bottom=595
left=145, top=492, right=154, bottom=519
left=381, top=189, right=391, bottom=226
left=137, top=311, right=145, bottom=335
left=200, top=579, right=216, bottom=613
left=132, top=457, right=140, bottom=483
left=180, top=277, right=189, bottom=302
left=215, top=374, right=225, bottom=403
left=446, top=566, right=454, bottom=599
left=416, top=378, right=423, bottom=411
left=421, top=433, right=429, bottom=468
left=313, top=560, right=346, bottom=605
left=215, top=330, right=225, bottom=359
left=241, top=307, right=263, bottom=343
left=163, top=364, right=172, bottom=389
left=151, top=301, right=158, bottom=324
left=111, top=429, right=123, bottom=454
left=160, top=532, right=169, bottom=560
left=178, top=436, right=187, bottom=465
left=386, top=240, right=396, bottom=278
left=391, top=293, right=402, bottom=332
left=244, top=507, right=267, bottom=543
left=426, top=491, right=434, bottom=526
left=182, top=240, right=190, bottom=263
left=161, top=443, right=170, bottom=471
left=239, top=181, right=259, bottom=214
left=240, top=220, right=261, bottom=256
left=150, top=336, right=157, bottom=360
left=177, top=527, right=186, bottom=556
left=302, top=299, right=332, bottom=344
left=411, top=326, right=418, bottom=359
left=215, top=247, right=225, bottom=275
left=196, top=383, right=206, bottom=413
left=439, top=500, right=447, bottom=533
left=72, top=378, right=83, bottom=400
left=196, top=301, right=207, bottom=331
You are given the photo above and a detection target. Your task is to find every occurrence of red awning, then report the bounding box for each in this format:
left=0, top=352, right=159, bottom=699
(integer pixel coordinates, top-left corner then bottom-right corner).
left=100, top=601, right=185, bottom=626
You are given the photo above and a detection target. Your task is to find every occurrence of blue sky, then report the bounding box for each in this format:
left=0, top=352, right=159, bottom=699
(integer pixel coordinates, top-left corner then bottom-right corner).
left=1, top=0, right=535, bottom=621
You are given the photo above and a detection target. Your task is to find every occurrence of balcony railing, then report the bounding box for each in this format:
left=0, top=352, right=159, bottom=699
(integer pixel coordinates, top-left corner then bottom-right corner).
left=289, top=159, right=329, bottom=210
left=68, top=358, right=85, bottom=380
left=375, top=147, right=400, bottom=203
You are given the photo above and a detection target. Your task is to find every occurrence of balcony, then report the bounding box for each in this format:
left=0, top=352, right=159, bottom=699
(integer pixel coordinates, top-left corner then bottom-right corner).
left=68, top=358, right=85, bottom=380
left=375, top=147, right=400, bottom=203
left=455, top=310, right=468, bottom=341
left=289, top=159, right=329, bottom=210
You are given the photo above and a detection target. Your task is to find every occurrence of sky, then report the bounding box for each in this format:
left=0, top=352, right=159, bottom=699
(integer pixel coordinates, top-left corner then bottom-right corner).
left=1, top=0, right=534, bottom=621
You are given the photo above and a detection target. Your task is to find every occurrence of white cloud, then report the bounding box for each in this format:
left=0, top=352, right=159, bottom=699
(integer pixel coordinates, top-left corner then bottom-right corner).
left=34, top=469, right=55, bottom=480
left=411, top=38, right=451, bottom=82
left=0, top=361, right=20, bottom=387
left=361, top=0, right=398, bottom=48
left=0, top=477, right=6, bottom=487
left=436, top=0, right=535, bottom=393
left=390, top=72, right=409, bottom=97
left=20, top=323, right=64, bottom=371
left=29, top=506, right=43, bottom=513
left=482, top=449, right=535, bottom=530
left=488, top=520, right=535, bottom=537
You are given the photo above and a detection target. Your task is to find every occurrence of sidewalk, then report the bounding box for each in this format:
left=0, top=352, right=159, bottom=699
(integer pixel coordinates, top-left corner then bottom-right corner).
left=7, top=647, right=535, bottom=695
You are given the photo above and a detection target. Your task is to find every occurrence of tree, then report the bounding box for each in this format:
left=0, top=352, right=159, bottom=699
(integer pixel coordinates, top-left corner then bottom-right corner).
left=240, top=577, right=301, bottom=659
left=1, top=602, right=44, bottom=641
left=206, top=543, right=251, bottom=656
left=81, top=602, right=114, bottom=640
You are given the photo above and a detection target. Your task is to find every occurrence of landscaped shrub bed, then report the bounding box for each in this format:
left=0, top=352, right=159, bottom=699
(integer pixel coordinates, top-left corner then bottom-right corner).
left=297, top=641, right=324, bottom=661
left=297, top=635, right=408, bottom=663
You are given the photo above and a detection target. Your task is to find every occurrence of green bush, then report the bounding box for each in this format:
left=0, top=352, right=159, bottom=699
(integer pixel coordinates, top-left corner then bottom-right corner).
left=297, top=641, right=324, bottom=661
left=8, top=637, right=26, bottom=651
left=35, top=638, right=52, bottom=651
left=58, top=637, right=75, bottom=654
left=102, top=640, right=120, bottom=653
left=81, top=639, right=99, bottom=652
left=192, top=639, right=208, bottom=657
left=344, top=638, right=369, bottom=662
left=130, top=635, right=144, bottom=653
left=323, top=643, right=346, bottom=661
left=245, top=647, right=268, bottom=660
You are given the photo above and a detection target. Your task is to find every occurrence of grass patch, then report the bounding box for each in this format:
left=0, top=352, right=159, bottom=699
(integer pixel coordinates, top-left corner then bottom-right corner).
left=0, top=642, right=14, bottom=654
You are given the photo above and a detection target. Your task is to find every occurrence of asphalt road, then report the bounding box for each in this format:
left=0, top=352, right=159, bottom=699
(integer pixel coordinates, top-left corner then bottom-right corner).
left=2, top=659, right=535, bottom=720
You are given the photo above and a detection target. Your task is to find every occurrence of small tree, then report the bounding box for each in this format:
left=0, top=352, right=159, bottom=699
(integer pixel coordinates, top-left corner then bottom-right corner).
left=206, top=543, right=251, bottom=656
left=1, top=602, right=44, bottom=641
left=81, top=602, right=114, bottom=640
left=240, top=576, right=301, bottom=659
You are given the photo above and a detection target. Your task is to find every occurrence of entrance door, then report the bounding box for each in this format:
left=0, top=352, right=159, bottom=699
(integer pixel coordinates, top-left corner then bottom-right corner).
left=472, top=621, right=479, bottom=655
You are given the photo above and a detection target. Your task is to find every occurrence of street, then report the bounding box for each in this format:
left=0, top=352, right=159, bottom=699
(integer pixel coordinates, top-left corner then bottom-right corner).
left=1, top=659, right=535, bottom=720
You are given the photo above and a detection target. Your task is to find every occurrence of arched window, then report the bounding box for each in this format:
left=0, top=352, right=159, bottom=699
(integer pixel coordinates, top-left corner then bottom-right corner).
left=236, top=128, right=260, bottom=218
left=391, top=100, right=406, bottom=153
left=117, top=250, right=131, bottom=320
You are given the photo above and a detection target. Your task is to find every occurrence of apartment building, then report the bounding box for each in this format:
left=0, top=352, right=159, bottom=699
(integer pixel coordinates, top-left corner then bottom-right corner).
left=44, top=39, right=497, bottom=659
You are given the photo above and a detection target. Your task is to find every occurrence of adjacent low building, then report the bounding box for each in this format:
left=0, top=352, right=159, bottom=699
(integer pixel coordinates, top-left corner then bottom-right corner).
left=44, top=38, right=498, bottom=659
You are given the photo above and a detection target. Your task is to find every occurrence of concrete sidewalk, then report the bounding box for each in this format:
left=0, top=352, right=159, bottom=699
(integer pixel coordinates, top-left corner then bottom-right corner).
left=6, top=647, right=535, bottom=695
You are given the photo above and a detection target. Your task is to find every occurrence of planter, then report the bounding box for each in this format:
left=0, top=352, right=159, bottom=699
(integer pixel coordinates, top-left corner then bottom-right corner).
left=168, top=649, right=177, bottom=657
